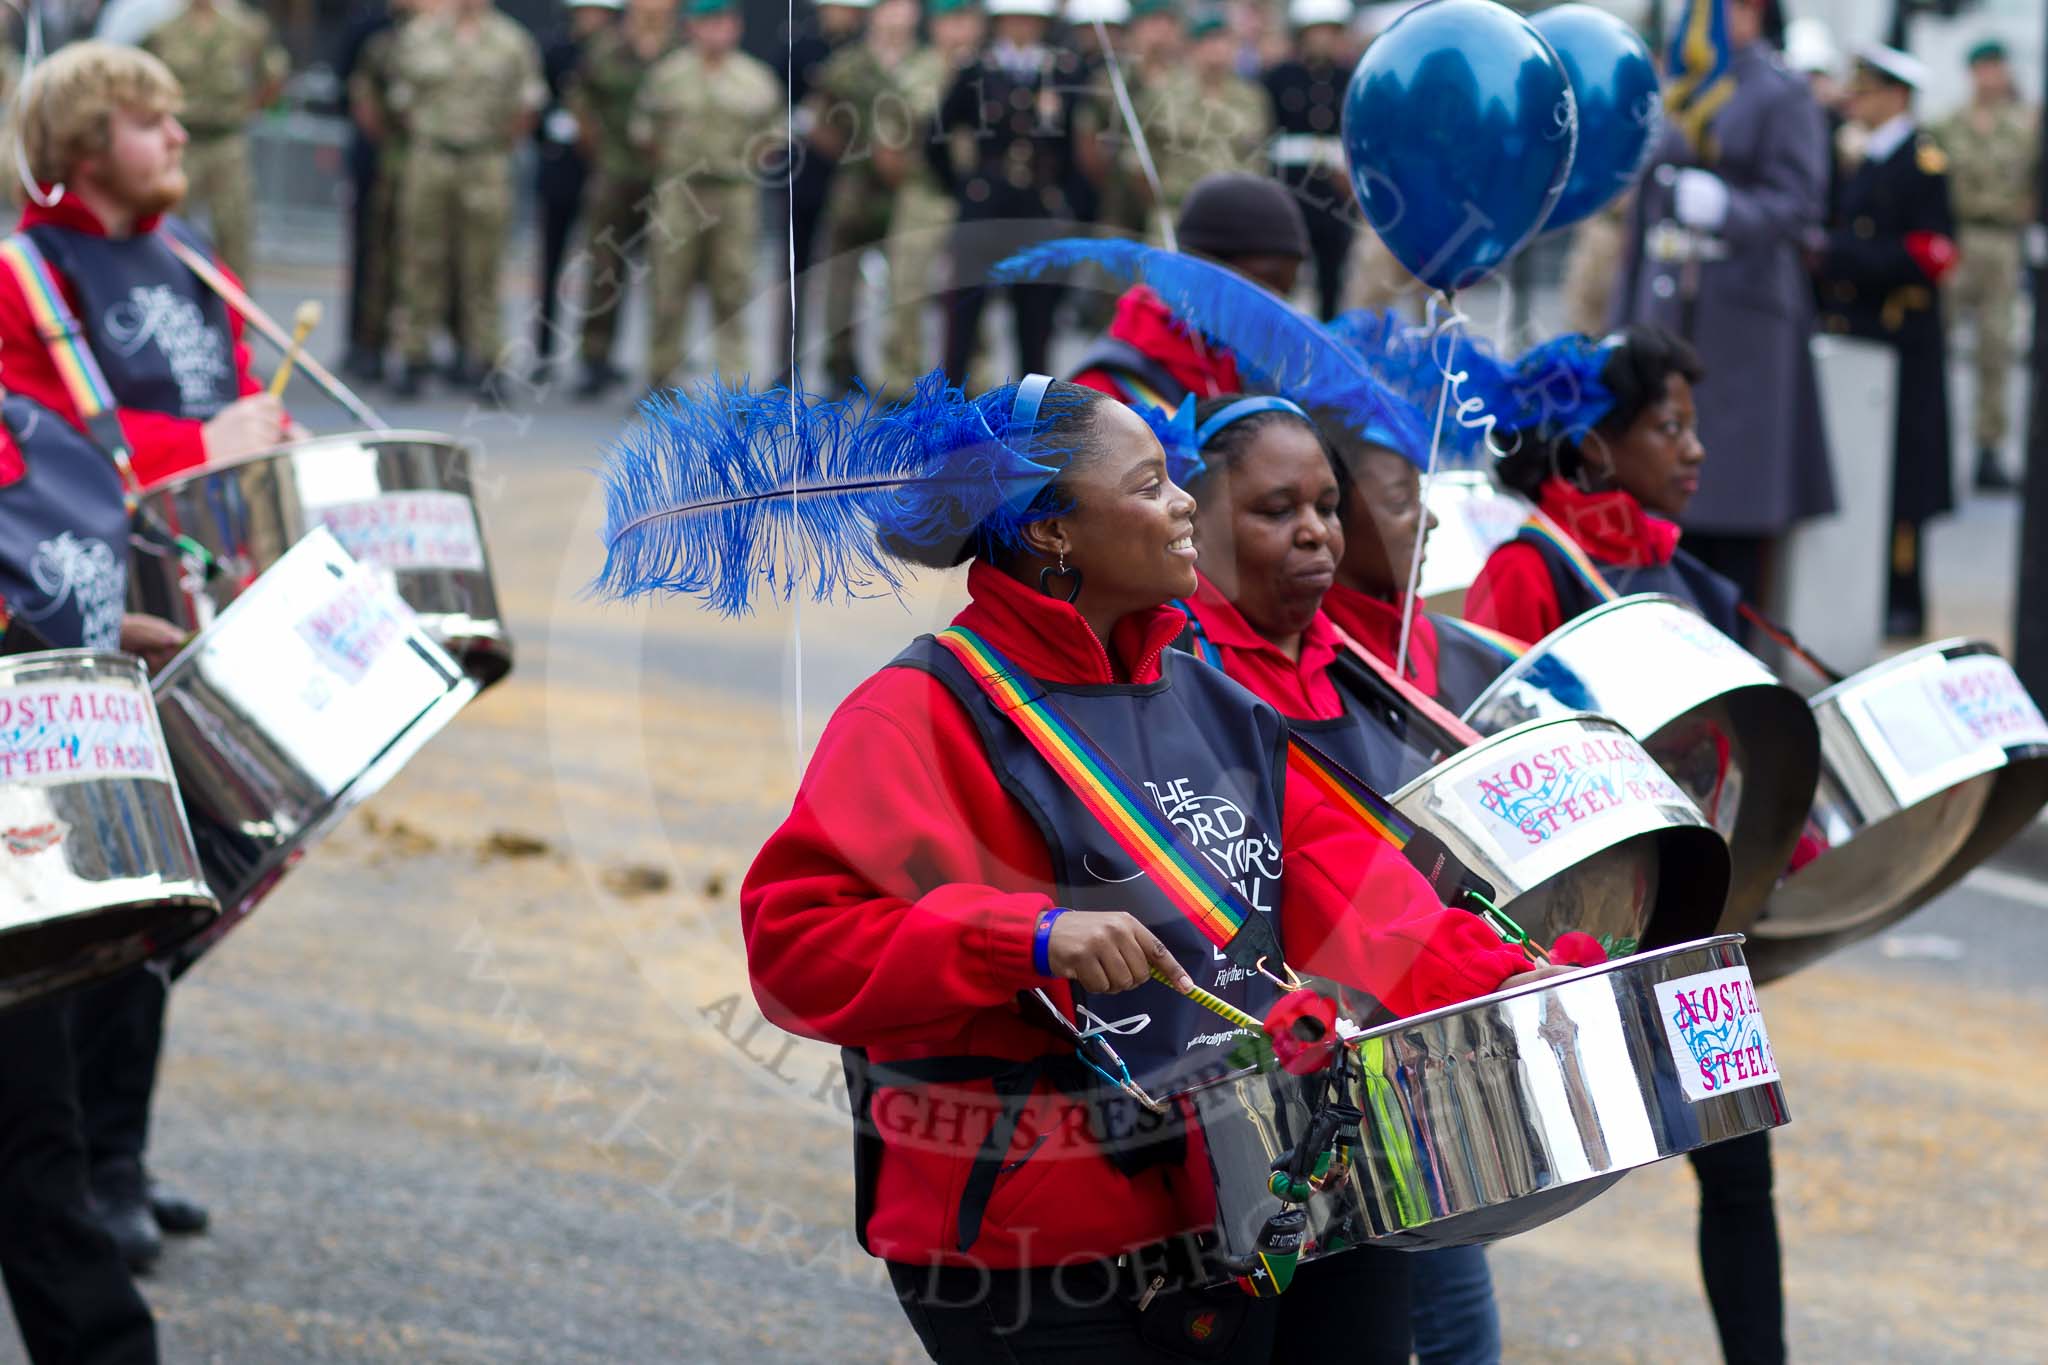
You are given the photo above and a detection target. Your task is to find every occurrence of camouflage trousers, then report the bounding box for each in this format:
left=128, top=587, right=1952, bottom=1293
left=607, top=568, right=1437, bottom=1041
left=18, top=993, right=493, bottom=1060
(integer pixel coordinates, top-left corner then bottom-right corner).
left=1948, top=226, right=2023, bottom=448
left=879, top=185, right=954, bottom=394
left=398, top=144, right=514, bottom=366
left=579, top=171, right=657, bottom=368
left=822, top=168, right=894, bottom=390
left=183, top=131, right=255, bottom=280
left=352, top=146, right=408, bottom=354
left=647, top=177, right=757, bottom=386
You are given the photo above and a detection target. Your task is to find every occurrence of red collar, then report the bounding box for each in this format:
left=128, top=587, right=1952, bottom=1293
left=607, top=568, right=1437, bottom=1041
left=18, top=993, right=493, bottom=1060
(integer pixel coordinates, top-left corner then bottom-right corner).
left=1187, top=573, right=1340, bottom=676
left=953, top=559, right=1188, bottom=684
left=1318, top=583, right=1441, bottom=697
left=1106, top=287, right=1242, bottom=399
left=18, top=195, right=164, bottom=240
left=1535, top=478, right=1680, bottom=569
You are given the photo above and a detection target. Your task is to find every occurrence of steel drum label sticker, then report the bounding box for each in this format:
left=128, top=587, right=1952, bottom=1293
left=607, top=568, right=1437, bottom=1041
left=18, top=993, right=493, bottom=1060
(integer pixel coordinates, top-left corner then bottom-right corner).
left=1859, top=654, right=2048, bottom=779
left=295, top=570, right=412, bottom=686
left=1654, top=966, right=1779, bottom=1101
left=1469, top=731, right=1681, bottom=849
left=0, top=684, right=162, bottom=785
left=312, top=492, right=485, bottom=573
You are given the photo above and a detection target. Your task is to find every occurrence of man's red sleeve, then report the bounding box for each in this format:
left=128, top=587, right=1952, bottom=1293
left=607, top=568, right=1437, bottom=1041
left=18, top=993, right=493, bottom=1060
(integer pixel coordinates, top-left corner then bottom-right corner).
left=1462, top=542, right=1563, bottom=646
left=0, top=250, right=265, bottom=489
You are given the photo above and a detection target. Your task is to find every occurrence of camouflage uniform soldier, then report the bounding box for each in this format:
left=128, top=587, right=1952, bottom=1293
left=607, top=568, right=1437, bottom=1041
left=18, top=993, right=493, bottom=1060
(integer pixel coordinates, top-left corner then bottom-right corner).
left=634, top=0, right=782, bottom=387
left=1134, top=10, right=1271, bottom=233
left=813, top=0, right=921, bottom=391
left=876, top=0, right=981, bottom=392
left=141, top=0, right=287, bottom=278
left=1932, top=39, right=2039, bottom=490
left=388, top=0, right=546, bottom=397
left=568, top=0, right=683, bottom=397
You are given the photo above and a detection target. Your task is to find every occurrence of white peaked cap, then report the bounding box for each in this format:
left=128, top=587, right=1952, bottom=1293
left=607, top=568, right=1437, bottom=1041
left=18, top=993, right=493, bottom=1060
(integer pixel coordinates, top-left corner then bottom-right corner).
left=1069, top=0, right=1132, bottom=22
left=1856, top=43, right=1931, bottom=91
left=1290, top=0, right=1353, bottom=27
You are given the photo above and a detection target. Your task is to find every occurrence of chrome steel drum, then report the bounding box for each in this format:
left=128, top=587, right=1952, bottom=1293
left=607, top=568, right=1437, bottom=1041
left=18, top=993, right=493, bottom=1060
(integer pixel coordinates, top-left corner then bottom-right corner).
left=1462, top=596, right=1820, bottom=933
left=131, top=431, right=511, bottom=686
left=1187, top=935, right=1786, bottom=1273
left=1417, top=471, right=1529, bottom=612
left=152, top=528, right=476, bottom=975
left=0, top=651, right=216, bottom=1010
left=1391, top=714, right=1729, bottom=953
left=1749, top=641, right=2048, bottom=982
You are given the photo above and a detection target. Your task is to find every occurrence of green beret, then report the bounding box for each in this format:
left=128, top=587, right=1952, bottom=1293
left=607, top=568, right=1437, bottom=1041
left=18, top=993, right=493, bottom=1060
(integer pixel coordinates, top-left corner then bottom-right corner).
left=1967, top=39, right=2009, bottom=67
left=687, top=0, right=735, bottom=15
left=1127, top=0, right=1178, bottom=18
left=928, top=0, right=983, bottom=12
left=1187, top=5, right=1226, bottom=37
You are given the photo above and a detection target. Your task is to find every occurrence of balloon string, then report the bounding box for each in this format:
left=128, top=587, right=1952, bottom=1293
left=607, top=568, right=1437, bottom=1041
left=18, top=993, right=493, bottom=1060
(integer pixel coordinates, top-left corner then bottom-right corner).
left=1396, top=293, right=1461, bottom=679
left=1095, top=22, right=1175, bottom=253
left=785, top=0, right=804, bottom=770
left=11, top=0, right=62, bottom=208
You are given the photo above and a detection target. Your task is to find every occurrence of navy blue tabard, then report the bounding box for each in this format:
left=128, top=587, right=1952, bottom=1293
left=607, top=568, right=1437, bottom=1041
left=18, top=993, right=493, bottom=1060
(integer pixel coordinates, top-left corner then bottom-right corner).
left=1516, top=530, right=1743, bottom=640
left=23, top=217, right=238, bottom=420
left=1430, top=613, right=1517, bottom=715
left=895, top=637, right=1288, bottom=1095
left=0, top=396, right=131, bottom=650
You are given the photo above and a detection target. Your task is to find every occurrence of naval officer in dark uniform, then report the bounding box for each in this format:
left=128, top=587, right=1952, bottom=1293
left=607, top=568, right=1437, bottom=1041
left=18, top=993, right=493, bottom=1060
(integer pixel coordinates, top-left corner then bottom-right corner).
left=1811, top=46, right=1958, bottom=639
left=1262, top=0, right=1355, bottom=321
left=925, top=0, right=1097, bottom=383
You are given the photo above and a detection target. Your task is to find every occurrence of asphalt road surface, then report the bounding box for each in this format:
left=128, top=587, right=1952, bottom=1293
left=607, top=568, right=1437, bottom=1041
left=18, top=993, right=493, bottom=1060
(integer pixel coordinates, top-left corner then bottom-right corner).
left=6, top=275, right=2044, bottom=1364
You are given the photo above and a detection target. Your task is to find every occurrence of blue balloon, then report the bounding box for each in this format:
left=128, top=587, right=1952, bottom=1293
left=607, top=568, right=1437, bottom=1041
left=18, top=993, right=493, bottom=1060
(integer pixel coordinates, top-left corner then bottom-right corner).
left=1530, top=4, right=1662, bottom=231
left=1342, top=0, right=1577, bottom=293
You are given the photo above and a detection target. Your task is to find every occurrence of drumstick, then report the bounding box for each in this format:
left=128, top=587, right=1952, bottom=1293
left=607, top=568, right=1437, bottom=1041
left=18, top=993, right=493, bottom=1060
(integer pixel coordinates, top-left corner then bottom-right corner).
left=267, top=301, right=322, bottom=399
left=1150, top=966, right=1264, bottom=1033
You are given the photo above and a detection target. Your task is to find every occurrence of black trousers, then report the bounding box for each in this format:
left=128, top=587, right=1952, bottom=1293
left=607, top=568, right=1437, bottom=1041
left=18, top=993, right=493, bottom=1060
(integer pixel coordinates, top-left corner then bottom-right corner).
left=0, top=998, right=158, bottom=1365
left=70, top=967, right=167, bottom=1181
left=1688, top=1130, right=1784, bottom=1365
left=944, top=282, right=1062, bottom=387
left=1681, top=532, right=1771, bottom=613
left=889, top=1243, right=1410, bottom=1364
left=1299, top=180, right=1356, bottom=323
left=344, top=132, right=381, bottom=352
left=533, top=154, right=589, bottom=367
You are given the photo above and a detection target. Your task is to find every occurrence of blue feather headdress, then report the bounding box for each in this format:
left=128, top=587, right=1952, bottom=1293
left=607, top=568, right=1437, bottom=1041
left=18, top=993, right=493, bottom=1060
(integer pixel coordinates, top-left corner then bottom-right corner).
left=1507, top=334, right=1621, bottom=444
left=991, top=240, right=1423, bottom=469
left=594, top=369, right=1086, bottom=614
left=1128, top=393, right=1203, bottom=485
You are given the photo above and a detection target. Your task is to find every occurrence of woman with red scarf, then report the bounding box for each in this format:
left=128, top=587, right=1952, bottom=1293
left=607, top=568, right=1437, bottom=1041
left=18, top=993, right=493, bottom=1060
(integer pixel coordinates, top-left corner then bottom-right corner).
left=598, top=371, right=1566, bottom=1362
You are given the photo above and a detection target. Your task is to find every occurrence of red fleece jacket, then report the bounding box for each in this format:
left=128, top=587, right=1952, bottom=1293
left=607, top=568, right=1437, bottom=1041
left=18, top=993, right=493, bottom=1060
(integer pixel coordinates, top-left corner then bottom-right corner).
left=0, top=198, right=261, bottom=488
left=1320, top=584, right=1448, bottom=701
left=1183, top=573, right=1344, bottom=720
left=741, top=561, right=1533, bottom=1267
left=1071, top=286, right=1243, bottom=402
left=1463, top=478, right=1681, bottom=645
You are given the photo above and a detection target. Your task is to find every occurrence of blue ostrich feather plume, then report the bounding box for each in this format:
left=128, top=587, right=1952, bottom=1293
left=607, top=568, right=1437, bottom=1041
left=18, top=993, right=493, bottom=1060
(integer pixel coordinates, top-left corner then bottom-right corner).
left=1328, top=309, right=1526, bottom=464
left=594, top=369, right=1077, bottom=615
left=1128, top=393, right=1203, bottom=485
left=992, top=240, right=1416, bottom=466
left=1508, top=334, right=1620, bottom=442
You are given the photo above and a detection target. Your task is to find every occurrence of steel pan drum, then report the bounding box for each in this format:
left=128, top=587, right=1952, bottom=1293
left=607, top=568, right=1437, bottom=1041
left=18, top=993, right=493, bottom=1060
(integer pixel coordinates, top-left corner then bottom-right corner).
left=1418, top=471, right=1529, bottom=611
left=1749, top=640, right=2048, bottom=982
left=0, top=651, right=217, bottom=1010
left=1187, top=935, right=1786, bottom=1274
left=132, top=431, right=511, bottom=686
left=1391, top=714, right=1729, bottom=953
left=1462, top=596, right=1820, bottom=934
left=151, top=529, right=476, bottom=975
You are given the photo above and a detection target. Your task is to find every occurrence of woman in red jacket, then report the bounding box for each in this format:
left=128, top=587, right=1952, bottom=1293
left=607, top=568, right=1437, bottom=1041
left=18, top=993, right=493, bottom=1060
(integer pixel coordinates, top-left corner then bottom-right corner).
left=602, top=373, right=1561, bottom=1361
left=1463, top=326, right=1742, bottom=645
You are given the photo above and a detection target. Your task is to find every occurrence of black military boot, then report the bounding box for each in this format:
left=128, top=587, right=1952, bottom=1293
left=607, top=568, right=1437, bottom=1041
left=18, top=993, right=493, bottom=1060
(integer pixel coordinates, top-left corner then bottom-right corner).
left=90, top=1159, right=161, bottom=1273
left=575, top=359, right=623, bottom=400
left=148, top=1177, right=210, bottom=1236
left=1975, top=446, right=2018, bottom=493
left=391, top=364, right=427, bottom=401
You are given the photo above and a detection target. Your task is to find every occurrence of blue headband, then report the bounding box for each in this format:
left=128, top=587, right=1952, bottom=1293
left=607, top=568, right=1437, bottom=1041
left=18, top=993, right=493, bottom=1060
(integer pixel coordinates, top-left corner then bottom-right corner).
left=1011, top=373, right=1055, bottom=434
left=1194, top=395, right=1310, bottom=450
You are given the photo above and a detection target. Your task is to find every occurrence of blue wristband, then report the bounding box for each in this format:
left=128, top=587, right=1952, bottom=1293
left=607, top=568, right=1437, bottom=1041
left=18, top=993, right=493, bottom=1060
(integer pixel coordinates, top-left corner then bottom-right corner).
left=1033, top=907, right=1068, bottom=978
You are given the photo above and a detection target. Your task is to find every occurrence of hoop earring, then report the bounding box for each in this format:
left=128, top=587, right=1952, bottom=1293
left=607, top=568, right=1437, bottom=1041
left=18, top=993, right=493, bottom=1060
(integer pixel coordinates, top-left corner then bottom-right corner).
left=1039, top=549, right=1083, bottom=604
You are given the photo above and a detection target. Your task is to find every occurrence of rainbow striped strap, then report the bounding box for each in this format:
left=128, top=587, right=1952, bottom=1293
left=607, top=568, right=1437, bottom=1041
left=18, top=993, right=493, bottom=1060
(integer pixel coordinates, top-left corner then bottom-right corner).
left=1285, top=734, right=1494, bottom=910
left=0, top=234, right=140, bottom=508
left=1515, top=514, right=1620, bottom=603
left=932, top=626, right=1282, bottom=969
left=1436, top=616, right=1527, bottom=661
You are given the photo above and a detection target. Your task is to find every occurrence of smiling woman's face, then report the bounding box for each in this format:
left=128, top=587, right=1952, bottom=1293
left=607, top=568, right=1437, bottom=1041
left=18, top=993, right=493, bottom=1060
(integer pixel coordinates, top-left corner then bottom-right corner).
left=1028, top=399, right=1200, bottom=617
left=1192, top=418, right=1342, bottom=651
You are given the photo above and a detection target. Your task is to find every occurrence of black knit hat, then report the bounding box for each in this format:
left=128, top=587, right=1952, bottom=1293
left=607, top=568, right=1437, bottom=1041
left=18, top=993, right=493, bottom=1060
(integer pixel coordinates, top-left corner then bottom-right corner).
left=1174, top=172, right=1312, bottom=262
